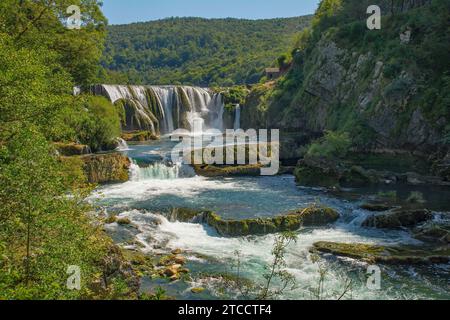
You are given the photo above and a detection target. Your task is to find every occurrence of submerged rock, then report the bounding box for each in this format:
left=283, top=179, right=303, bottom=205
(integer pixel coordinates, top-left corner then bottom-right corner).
left=170, top=206, right=339, bottom=237
left=362, top=208, right=433, bottom=229
left=360, top=203, right=395, bottom=212
left=311, top=241, right=450, bottom=265
left=81, top=152, right=131, bottom=184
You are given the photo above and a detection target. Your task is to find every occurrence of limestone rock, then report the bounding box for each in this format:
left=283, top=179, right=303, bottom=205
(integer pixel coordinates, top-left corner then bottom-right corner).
left=311, top=241, right=450, bottom=265
left=81, top=152, right=131, bottom=184
left=362, top=208, right=433, bottom=229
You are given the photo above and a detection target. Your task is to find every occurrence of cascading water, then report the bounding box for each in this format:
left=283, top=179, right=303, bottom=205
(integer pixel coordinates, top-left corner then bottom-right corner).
left=234, top=104, right=241, bottom=130
left=94, top=85, right=226, bottom=135
left=91, top=141, right=450, bottom=300
left=129, top=160, right=196, bottom=181
left=115, top=138, right=131, bottom=151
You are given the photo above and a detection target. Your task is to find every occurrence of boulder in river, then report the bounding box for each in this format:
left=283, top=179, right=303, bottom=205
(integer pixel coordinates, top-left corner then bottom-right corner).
left=192, top=164, right=262, bottom=177
left=311, top=241, right=450, bottom=265
left=170, top=206, right=340, bottom=237
left=413, top=222, right=450, bottom=244
left=362, top=208, right=433, bottom=229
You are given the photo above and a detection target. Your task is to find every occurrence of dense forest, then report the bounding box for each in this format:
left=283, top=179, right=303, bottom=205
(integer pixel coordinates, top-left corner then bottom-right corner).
left=101, top=16, right=312, bottom=86
left=0, top=0, right=135, bottom=299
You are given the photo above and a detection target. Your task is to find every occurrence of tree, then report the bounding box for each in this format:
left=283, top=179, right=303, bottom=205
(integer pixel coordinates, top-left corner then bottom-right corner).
left=0, top=0, right=107, bottom=87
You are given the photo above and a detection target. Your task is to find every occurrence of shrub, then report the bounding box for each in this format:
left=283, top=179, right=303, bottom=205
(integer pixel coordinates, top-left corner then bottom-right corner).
left=78, top=96, right=122, bottom=152
left=306, top=131, right=351, bottom=160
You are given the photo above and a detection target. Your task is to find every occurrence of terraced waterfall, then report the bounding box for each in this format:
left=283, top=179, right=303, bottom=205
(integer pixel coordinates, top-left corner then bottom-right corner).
left=93, top=85, right=227, bottom=135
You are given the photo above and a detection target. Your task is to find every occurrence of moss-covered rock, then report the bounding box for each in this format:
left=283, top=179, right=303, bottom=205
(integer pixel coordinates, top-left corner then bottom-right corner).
left=294, top=158, right=382, bottom=188
left=121, top=249, right=155, bottom=276
left=340, top=166, right=379, bottom=186
left=188, top=206, right=339, bottom=237
left=192, top=164, right=262, bottom=177
left=294, top=158, right=341, bottom=188
left=191, top=287, right=205, bottom=294
left=311, top=241, right=450, bottom=265
left=54, top=142, right=91, bottom=156
left=168, top=208, right=204, bottom=222
left=105, top=215, right=118, bottom=224
left=413, top=223, right=450, bottom=244
left=117, top=217, right=132, bottom=225
left=81, top=152, right=131, bottom=184
left=121, top=131, right=159, bottom=142
left=362, top=208, right=433, bottom=229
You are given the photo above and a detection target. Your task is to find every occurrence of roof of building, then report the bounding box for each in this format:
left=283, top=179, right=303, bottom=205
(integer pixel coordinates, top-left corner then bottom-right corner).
left=265, top=68, right=280, bottom=73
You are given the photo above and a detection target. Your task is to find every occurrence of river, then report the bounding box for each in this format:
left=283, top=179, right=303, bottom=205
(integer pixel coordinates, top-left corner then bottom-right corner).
left=90, top=138, right=450, bottom=300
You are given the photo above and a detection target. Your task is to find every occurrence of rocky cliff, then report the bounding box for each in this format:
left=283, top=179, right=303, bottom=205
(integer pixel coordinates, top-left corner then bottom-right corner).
left=241, top=0, right=449, bottom=166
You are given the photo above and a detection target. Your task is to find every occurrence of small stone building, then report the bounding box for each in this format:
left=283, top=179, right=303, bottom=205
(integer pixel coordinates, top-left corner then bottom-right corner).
left=265, top=68, right=281, bottom=80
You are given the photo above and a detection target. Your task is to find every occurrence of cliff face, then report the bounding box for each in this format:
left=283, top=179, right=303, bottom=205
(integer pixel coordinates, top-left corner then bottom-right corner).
left=241, top=0, right=449, bottom=161
left=278, top=38, right=441, bottom=151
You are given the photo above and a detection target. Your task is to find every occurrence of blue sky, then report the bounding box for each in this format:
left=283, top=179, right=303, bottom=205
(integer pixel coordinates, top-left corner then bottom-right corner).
left=102, top=0, right=321, bottom=25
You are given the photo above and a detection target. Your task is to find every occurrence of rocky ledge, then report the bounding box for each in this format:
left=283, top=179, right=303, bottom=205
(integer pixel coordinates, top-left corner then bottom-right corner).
left=294, top=157, right=450, bottom=188
left=81, top=152, right=131, bottom=184
left=121, top=130, right=159, bottom=142
left=54, top=142, right=91, bottom=156
left=192, top=164, right=262, bottom=177
left=311, top=241, right=450, bottom=265
left=169, top=206, right=340, bottom=237
left=362, top=208, right=433, bottom=229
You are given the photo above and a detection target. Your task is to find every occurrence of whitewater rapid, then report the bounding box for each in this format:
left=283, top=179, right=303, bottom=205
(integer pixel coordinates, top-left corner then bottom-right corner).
left=89, top=141, right=449, bottom=300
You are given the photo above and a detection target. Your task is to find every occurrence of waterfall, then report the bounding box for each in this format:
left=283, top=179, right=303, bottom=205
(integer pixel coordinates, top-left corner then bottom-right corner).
left=129, top=161, right=196, bottom=181
left=94, top=85, right=225, bottom=135
left=234, top=104, right=241, bottom=130
left=115, top=138, right=130, bottom=151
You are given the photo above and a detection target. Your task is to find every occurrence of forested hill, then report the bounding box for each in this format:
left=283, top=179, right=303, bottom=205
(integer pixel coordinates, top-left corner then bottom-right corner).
left=101, top=16, right=312, bottom=86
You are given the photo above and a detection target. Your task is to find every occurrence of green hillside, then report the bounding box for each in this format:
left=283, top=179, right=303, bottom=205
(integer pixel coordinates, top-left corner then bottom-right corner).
left=101, top=16, right=312, bottom=86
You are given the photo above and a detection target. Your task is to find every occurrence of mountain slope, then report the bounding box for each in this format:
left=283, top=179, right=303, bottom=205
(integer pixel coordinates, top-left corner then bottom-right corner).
left=101, top=16, right=312, bottom=86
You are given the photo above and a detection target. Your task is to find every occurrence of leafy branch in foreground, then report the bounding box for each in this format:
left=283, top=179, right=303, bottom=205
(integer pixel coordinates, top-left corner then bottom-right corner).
left=226, top=232, right=298, bottom=300
left=309, top=253, right=353, bottom=300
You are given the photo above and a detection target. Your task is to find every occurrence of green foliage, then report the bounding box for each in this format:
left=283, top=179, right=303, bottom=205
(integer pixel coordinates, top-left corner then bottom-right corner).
left=219, top=86, right=250, bottom=110
left=0, top=0, right=107, bottom=88
left=245, top=0, right=449, bottom=149
left=0, top=2, right=132, bottom=299
left=0, top=126, right=113, bottom=299
left=101, top=16, right=312, bottom=86
left=0, top=33, right=71, bottom=138
left=307, top=131, right=351, bottom=160
left=78, top=96, right=122, bottom=152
